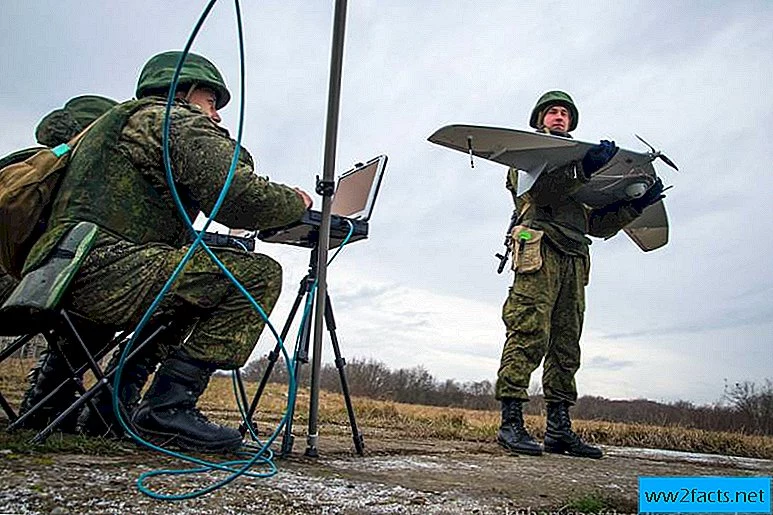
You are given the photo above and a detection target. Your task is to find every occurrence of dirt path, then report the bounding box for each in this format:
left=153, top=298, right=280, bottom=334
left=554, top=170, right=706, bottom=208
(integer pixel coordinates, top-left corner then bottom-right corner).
left=2, top=434, right=771, bottom=515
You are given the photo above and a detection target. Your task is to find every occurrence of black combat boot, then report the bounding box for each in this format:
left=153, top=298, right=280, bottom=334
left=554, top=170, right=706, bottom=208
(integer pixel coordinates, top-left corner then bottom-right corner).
left=77, top=346, right=158, bottom=437
left=17, top=347, right=80, bottom=433
left=132, top=349, right=242, bottom=452
left=496, top=399, right=543, bottom=456
left=544, top=401, right=603, bottom=459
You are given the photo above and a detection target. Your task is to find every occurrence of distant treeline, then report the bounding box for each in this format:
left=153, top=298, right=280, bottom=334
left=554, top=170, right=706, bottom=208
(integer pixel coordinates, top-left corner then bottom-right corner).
left=237, top=356, right=773, bottom=437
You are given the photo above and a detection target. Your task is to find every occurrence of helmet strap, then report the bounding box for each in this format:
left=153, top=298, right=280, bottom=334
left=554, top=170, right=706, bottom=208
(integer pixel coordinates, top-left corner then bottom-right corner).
left=184, top=82, right=200, bottom=102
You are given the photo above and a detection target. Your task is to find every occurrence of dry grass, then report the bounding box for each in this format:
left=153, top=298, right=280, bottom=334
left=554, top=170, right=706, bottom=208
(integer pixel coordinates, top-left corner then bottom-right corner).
left=204, top=375, right=773, bottom=459
left=2, top=359, right=772, bottom=459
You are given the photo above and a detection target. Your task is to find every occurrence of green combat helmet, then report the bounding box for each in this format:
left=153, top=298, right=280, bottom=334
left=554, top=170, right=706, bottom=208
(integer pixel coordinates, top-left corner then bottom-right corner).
left=135, top=51, right=231, bottom=109
left=529, top=90, right=579, bottom=132
left=34, top=95, right=118, bottom=147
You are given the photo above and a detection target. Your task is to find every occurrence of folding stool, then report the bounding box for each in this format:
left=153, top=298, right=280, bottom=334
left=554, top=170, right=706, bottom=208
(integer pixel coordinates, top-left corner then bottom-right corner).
left=0, top=307, right=167, bottom=443
left=0, top=222, right=164, bottom=443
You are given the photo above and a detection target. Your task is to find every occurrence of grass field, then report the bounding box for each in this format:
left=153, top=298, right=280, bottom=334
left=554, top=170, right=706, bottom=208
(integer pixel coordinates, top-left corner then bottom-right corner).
left=2, top=358, right=772, bottom=459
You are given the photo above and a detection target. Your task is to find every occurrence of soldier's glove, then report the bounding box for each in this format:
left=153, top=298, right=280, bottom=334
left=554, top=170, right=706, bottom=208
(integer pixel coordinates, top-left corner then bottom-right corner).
left=581, top=140, right=618, bottom=178
left=631, top=177, right=666, bottom=212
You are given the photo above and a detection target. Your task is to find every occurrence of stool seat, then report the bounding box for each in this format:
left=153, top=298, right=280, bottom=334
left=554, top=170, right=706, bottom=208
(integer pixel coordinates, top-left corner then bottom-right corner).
left=0, top=221, right=98, bottom=337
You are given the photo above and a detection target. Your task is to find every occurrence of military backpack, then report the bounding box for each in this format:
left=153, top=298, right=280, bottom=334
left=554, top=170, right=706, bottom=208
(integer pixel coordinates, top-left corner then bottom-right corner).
left=0, top=133, right=87, bottom=279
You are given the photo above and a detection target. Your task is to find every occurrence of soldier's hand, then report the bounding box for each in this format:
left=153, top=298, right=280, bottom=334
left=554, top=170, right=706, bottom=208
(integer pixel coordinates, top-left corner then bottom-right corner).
left=294, top=187, right=313, bottom=209
left=581, top=140, right=618, bottom=177
left=631, top=177, right=666, bottom=212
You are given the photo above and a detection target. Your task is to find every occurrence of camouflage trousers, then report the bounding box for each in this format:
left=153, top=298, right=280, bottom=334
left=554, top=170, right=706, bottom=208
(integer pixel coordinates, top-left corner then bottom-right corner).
left=496, top=240, right=588, bottom=404
left=63, top=234, right=282, bottom=369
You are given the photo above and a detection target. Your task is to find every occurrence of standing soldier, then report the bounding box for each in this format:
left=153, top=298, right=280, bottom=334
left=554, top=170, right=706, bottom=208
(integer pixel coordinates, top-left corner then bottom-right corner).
left=496, top=91, right=665, bottom=458
left=19, top=51, right=312, bottom=452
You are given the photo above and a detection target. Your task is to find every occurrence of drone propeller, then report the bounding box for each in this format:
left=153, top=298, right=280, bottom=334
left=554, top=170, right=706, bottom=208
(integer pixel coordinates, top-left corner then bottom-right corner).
left=635, top=134, right=679, bottom=171
left=657, top=153, right=679, bottom=171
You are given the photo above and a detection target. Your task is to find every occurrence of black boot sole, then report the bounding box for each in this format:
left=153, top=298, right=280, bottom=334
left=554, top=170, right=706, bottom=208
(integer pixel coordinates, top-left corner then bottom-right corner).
left=496, top=434, right=543, bottom=456
left=544, top=440, right=603, bottom=459
left=134, top=425, right=243, bottom=453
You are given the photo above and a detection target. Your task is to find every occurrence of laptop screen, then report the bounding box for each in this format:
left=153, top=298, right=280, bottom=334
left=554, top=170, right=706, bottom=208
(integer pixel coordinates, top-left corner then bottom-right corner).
left=330, top=155, right=387, bottom=221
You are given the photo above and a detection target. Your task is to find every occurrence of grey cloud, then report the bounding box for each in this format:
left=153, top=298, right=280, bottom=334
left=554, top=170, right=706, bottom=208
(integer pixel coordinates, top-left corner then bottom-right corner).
left=584, top=356, right=635, bottom=371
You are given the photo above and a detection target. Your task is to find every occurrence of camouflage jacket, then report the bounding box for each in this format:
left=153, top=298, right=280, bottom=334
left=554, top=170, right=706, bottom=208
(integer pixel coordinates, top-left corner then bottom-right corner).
left=24, top=97, right=306, bottom=273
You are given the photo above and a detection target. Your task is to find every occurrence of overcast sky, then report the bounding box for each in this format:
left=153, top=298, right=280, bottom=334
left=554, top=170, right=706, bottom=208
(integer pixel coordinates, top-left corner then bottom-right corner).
left=2, top=1, right=771, bottom=405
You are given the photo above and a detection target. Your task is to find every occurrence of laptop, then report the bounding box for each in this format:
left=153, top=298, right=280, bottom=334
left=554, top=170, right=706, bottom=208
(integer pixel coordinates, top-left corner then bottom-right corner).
left=258, top=155, right=387, bottom=248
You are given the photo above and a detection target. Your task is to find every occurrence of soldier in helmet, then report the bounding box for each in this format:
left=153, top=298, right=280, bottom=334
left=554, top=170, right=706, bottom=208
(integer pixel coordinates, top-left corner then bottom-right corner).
left=20, top=50, right=312, bottom=452
left=1, top=95, right=119, bottom=431
left=496, top=91, right=665, bottom=458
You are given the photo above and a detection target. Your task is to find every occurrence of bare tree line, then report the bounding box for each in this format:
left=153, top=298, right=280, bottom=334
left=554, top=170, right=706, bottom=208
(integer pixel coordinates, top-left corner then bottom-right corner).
left=239, top=356, right=499, bottom=411
left=238, top=356, right=773, bottom=436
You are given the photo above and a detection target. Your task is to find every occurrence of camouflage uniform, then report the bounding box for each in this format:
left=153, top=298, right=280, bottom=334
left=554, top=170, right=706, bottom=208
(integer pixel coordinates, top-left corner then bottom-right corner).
left=24, top=97, right=306, bottom=369
left=496, top=146, right=640, bottom=404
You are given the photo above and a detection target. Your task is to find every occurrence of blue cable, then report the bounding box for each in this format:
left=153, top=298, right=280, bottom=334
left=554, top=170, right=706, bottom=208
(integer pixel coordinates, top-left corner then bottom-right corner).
left=109, top=0, right=285, bottom=499
left=108, top=0, right=357, bottom=498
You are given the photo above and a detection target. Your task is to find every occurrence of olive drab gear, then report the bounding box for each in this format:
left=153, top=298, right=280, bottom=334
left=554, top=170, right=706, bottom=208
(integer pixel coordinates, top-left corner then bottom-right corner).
left=0, top=140, right=83, bottom=278
left=0, top=148, right=44, bottom=171
left=0, top=129, right=102, bottom=279
left=35, top=96, right=118, bottom=147
left=529, top=90, right=579, bottom=132
left=136, top=51, right=231, bottom=109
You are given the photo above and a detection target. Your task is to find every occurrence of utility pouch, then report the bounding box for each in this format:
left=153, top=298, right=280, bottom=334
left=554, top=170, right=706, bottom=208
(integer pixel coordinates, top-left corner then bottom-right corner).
left=511, top=225, right=544, bottom=274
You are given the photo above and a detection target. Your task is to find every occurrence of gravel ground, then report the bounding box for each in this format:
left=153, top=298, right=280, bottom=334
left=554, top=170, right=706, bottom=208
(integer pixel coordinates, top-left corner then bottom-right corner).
left=2, top=434, right=771, bottom=515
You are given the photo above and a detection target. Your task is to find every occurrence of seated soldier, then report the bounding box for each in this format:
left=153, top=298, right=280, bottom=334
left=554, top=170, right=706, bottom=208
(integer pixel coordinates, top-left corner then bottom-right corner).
left=20, top=51, right=312, bottom=452
left=0, top=95, right=118, bottom=431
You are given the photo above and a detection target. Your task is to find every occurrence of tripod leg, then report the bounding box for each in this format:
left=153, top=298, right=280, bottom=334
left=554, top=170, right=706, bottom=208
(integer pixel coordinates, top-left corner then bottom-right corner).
left=239, top=279, right=307, bottom=437
left=324, top=293, right=364, bottom=456
left=281, top=293, right=314, bottom=457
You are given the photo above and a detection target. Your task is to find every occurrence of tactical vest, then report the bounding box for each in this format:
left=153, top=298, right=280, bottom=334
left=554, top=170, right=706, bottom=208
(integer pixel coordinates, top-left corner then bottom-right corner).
left=506, top=166, right=592, bottom=257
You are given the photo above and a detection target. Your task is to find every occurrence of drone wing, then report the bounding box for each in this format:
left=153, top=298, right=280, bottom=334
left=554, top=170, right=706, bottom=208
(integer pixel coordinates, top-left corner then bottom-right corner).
left=429, top=124, right=662, bottom=205
left=428, top=124, right=589, bottom=195
left=429, top=124, right=672, bottom=252
left=622, top=199, right=669, bottom=252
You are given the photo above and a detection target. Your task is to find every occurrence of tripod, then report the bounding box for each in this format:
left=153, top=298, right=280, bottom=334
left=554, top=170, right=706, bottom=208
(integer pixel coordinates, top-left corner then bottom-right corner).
left=238, top=241, right=364, bottom=457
